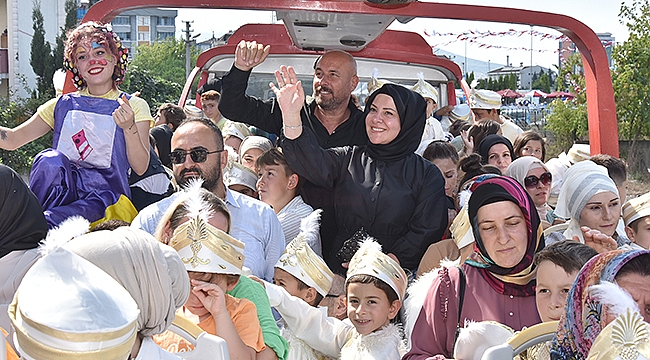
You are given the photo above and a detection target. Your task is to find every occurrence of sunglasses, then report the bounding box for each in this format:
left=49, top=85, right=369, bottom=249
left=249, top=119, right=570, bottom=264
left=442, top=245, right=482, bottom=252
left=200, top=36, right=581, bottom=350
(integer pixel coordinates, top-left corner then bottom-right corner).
left=524, top=172, right=552, bottom=188
left=169, top=147, right=222, bottom=164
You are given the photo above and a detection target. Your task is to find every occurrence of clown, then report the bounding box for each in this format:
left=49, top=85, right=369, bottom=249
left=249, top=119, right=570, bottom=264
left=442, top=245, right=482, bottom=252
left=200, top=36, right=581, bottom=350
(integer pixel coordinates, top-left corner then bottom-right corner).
left=0, top=22, right=152, bottom=227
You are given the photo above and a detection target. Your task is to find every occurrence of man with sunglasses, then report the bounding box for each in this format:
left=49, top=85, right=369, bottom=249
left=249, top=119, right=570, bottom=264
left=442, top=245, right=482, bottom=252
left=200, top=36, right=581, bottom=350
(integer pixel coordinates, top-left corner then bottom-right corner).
left=132, top=118, right=285, bottom=283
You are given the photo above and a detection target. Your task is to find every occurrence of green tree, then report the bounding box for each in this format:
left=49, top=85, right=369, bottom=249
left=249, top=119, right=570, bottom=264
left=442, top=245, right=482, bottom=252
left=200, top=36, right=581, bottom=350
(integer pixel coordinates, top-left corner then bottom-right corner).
left=126, top=37, right=199, bottom=88
left=532, top=70, right=551, bottom=93
left=121, top=66, right=183, bottom=111
left=0, top=78, right=52, bottom=174
left=53, top=0, right=78, bottom=69
left=466, top=71, right=475, bottom=86
left=30, top=0, right=56, bottom=99
left=545, top=52, right=588, bottom=152
left=612, top=0, right=650, bottom=174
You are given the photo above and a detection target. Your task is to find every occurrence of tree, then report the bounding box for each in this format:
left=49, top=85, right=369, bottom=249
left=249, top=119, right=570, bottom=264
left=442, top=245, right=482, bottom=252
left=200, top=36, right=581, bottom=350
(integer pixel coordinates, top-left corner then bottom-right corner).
left=121, top=66, right=183, bottom=111
left=126, top=37, right=199, bottom=89
left=53, top=0, right=78, bottom=69
left=545, top=52, right=588, bottom=152
left=30, top=0, right=55, bottom=99
left=532, top=70, right=551, bottom=93
left=612, top=0, right=650, bottom=175
left=466, top=71, right=475, bottom=86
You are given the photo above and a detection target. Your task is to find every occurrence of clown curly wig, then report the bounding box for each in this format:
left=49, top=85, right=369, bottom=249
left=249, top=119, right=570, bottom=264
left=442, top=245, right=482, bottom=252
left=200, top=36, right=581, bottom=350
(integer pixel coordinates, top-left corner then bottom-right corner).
left=63, top=22, right=129, bottom=89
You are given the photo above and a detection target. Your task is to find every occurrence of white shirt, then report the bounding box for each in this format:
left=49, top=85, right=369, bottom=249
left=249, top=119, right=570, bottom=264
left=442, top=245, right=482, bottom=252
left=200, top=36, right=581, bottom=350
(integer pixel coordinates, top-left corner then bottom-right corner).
left=136, top=336, right=183, bottom=360
left=265, top=283, right=405, bottom=360
left=499, top=117, right=524, bottom=144
left=131, top=188, right=285, bottom=281
left=276, top=196, right=321, bottom=255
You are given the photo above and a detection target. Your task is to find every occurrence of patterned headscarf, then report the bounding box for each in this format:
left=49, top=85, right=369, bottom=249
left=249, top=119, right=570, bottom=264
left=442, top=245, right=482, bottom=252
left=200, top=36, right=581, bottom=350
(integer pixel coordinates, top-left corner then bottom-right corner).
left=63, top=22, right=129, bottom=89
left=550, top=249, right=650, bottom=360
left=466, top=175, right=544, bottom=296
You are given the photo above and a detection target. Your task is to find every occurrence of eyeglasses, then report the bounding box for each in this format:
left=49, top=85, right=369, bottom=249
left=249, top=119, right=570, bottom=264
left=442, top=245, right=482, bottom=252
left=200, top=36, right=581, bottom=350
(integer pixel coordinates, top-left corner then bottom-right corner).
left=524, top=172, right=552, bottom=188
left=169, top=147, right=222, bottom=164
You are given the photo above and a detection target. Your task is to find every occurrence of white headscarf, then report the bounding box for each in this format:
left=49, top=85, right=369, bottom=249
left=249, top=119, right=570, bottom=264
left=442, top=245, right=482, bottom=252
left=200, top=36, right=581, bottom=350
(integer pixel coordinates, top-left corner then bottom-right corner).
left=505, top=156, right=550, bottom=220
left=554, top=160, right=619, bottom=242
left=64, top=227, right=190, bottom=337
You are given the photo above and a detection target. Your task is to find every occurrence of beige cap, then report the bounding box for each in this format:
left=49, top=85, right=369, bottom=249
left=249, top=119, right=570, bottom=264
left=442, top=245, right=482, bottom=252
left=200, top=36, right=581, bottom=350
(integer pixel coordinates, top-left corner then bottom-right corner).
left=222, top=120, right=253, bottom=141
left=449, top=104, right=472, bottom=122
left=470, top=89, right=502, bottom=109
left=566, top=143, right=591, bottom=164
left=225, top=161, right=259, bottom=192
left=623, top=191, right=650, bottom=226
left=412, top=74, right=439, bottom=103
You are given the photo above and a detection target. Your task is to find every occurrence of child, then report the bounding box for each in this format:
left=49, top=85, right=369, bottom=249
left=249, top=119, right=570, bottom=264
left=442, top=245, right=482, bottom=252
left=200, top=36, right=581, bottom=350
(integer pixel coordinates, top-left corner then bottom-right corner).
left=263, top=210, right=336, bottom=360
left=225, top=161, right=259, bottom=198
left=164, top=195, right=266, bottom=360
left=263, top=238, right=407, bottom=360
left=222, top=120, right=253, bottom=154
left=623, top=191, right=650, bottom=249
left=534, top=240, right=598, bottom=322
left=0, top=22, right=152, bottom=227
left=240, top=136, right=273, bottom=172
left=201, top=90, right=226, bottom=128
left=257, top=148, right=318, bottom=251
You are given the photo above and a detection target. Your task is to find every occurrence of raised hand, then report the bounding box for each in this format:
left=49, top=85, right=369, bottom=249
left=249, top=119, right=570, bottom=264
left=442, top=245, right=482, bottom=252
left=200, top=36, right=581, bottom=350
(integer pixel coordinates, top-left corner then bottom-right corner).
left=234, top=40, right=271, bottom=72
left=270, top=65, right=304, bottom=117
left=113, top=94, right=136, bottom=131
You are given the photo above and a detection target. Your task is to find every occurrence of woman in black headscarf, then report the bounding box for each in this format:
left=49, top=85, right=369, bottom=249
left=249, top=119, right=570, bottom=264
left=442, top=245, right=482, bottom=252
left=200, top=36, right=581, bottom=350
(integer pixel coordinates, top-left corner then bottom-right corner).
left=276, top=66, right=447, bottom=274
left=477, top=134, right=514, bottom=174
left=0, top=164, right=48, bottom=347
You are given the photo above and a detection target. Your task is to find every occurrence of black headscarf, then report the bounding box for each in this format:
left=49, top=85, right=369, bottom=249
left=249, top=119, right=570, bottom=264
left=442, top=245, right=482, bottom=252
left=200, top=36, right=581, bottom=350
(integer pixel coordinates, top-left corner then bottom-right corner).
left=0, top=165, right=48, bottom=258
left=466, top=175, right=544, bottom=297
left=364, top=83, right=426, bottom=162
left=477, top=134, right=514, bottom=164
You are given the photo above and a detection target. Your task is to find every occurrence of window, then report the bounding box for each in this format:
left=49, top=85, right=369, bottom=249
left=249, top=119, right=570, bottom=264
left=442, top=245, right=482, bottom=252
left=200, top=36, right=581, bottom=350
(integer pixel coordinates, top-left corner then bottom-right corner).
left=138, top=32, right=150, bottom=42
left=113, top=16, right=129, bottom=25
left=157, top=32, right=175, bottom=40
left=137, top=16, right=150, bottom=26
left=158, top=17, right=173, bottom=26
left=115, top=32, right=131, bottom=41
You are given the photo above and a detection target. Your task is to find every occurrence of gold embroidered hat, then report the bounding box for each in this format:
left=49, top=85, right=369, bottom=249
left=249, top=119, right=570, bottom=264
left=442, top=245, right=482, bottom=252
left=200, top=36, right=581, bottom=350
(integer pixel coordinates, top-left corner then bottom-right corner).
left=170, top=180, right=245, bottom=275
left=449, top=104, right=472, bottom=122
left=170, top=216, right=245, bottom=275
left=347, top=238, right=408, bottom=300
left=587, top=308, right=650, bottom=360
left=470, top=89, right=502, bottom=109
left=9, top=248, right=139, bottom=360
left=411, top=73, right=439, bottom=103
left=623, top=191, right=650, bottom=227
left=275, top=210, right=334, bottom=297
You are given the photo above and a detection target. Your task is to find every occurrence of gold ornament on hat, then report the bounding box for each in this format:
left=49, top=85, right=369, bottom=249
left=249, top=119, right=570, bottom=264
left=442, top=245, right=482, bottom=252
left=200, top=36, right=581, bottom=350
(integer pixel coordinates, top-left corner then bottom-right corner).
left=183, top=215, right=211, bottom=268
left=348, top=239, right=407, bottom=300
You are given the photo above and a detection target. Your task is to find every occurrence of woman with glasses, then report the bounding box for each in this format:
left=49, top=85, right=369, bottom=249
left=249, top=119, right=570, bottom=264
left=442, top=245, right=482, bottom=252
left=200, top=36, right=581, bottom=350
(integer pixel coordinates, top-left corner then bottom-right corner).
left=272, top=65, right=448, bottom=275
left=506, top=156, right=560, bottom=229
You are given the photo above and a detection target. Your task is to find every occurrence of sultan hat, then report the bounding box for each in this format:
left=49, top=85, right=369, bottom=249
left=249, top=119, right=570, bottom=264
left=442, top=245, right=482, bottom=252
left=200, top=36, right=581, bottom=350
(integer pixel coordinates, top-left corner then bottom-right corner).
left=347, top=239, right=407, bottom=300
left=470, top=89, right=502, bottom=109
left=275, top=210, right=334, bottom=297
left=623, top=191, right=650, bottom=226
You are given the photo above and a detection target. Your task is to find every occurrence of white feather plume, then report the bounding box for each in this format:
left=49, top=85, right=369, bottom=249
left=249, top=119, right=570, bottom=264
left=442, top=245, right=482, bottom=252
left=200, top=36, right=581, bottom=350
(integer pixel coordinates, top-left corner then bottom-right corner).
left=589, top=281, right=640, bottom=319
left=454, top=320, right=514, bottom=360
left=372, top=67, right=379, bottom=79
left=470, top=79, right=478, bottom=90
left=417, top=72, right=425, bottom=81
left=358, top=237, right=383, bottom=254
left=298, top=209, right=322, bottom=244
left=38, top=216, right=90, bottom=257
left=181, top=178, right=213, bottom=222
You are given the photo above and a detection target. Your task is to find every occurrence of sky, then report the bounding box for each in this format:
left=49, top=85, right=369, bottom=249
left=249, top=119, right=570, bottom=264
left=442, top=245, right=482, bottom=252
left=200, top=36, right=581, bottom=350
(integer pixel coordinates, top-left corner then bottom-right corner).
left=173, top=0, right=630, bottom=72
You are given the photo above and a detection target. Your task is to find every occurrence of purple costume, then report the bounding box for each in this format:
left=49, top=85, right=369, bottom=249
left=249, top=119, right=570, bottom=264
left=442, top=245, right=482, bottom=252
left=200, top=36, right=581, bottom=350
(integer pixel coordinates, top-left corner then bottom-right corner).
left=29, top=93, right=131, bottom=227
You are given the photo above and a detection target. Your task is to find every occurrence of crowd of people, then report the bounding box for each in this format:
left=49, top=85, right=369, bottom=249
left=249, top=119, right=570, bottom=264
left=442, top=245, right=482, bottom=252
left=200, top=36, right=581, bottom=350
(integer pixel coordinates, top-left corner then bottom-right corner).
left=1, top=22, right=650, bottom=360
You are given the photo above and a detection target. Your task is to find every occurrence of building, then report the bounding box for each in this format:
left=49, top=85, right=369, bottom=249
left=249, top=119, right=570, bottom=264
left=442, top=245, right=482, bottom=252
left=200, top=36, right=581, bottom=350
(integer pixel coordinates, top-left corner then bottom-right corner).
left=196, top=30, right=231, bottom=52
left=0, top=0, right=67, bottom=98
left=111, top=8, right=177, bottom=60
left=487, top=63, right=549, bottom=90
left=559, top=32, right=614, bottom=69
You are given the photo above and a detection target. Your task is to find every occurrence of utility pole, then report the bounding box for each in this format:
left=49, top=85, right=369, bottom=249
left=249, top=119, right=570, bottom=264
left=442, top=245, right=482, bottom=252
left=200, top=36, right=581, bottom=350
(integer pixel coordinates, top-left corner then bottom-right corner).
left=182, top=20, right=194, bottom=79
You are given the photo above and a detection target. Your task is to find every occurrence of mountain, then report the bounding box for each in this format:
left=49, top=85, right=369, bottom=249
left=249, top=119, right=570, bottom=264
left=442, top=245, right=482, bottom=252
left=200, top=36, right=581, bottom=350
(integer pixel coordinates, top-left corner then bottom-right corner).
left=434, top=48, right=505, bottom=79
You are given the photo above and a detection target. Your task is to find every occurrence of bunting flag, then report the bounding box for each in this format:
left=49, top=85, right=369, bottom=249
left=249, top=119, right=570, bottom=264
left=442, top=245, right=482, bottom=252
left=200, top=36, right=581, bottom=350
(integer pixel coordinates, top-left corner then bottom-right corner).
left=424, top=29, right=614, bottom=52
